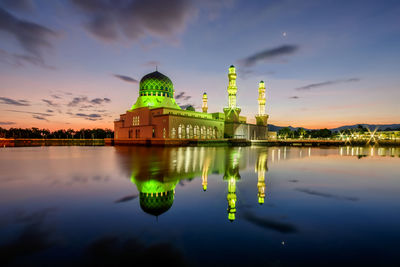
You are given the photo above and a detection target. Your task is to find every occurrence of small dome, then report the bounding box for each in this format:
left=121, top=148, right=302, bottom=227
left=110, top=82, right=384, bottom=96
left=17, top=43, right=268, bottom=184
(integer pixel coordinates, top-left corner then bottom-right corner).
left=139, top=71, right=173, bottom=93
left=230, top=65, right=235, bottom=68
left=260, top=80, right=264, bottom=83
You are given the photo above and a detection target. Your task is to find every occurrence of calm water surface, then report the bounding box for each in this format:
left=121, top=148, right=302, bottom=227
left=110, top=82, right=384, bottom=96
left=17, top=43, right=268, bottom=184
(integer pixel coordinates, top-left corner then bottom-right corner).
left=1, top=146, right=400, bottom=266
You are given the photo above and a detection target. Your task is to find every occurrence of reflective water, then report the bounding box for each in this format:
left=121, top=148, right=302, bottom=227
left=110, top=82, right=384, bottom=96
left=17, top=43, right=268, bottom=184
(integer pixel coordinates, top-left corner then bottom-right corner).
left=0, top=146, right=400, bottom=266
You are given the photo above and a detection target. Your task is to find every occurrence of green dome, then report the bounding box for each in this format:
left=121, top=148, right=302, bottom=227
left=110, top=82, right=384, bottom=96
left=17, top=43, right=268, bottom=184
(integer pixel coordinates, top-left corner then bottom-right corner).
left=131, top=71, right=181, bottom=110
left=139, top=71, right=174, bottom=97
left=139, top=190, right=174, bottom=216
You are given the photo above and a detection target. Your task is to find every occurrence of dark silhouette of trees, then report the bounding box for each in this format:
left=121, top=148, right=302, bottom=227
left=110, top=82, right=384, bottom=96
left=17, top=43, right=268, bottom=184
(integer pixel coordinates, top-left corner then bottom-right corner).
left=0, top=127, right=113, bottom=139
left=278, top=127, right=333, bottom=139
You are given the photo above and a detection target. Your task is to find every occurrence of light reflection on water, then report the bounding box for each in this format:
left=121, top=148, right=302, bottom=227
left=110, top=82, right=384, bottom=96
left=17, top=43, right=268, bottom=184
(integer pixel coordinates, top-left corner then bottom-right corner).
left=0, top=146, right=400, bottom=266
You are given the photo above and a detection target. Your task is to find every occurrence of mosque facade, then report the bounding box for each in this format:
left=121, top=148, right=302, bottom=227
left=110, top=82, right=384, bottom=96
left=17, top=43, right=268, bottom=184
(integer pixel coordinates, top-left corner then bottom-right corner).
left=114, top=65, right=269, bottom=143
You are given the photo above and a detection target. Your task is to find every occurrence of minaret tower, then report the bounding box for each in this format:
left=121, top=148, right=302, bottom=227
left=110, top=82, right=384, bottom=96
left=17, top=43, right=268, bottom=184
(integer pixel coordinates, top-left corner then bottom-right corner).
left=227, top=65, right=237, bottom=109
left=258, top=81, right=266, bottom=115
left=223, top=65, right=241, bottom=123
left=255, top=80, right=269, bottom=127
left=202, top=92, right=208, bottom=113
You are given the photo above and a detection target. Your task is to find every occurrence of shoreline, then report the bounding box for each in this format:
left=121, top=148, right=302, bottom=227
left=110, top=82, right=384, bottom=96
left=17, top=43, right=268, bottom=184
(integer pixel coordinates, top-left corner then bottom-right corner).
left=1, top=138, right=400, bottom=147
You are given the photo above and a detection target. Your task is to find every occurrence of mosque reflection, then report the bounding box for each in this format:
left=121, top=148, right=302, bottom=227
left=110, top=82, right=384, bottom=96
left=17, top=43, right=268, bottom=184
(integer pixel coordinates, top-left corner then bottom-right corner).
left=115, top=146, right=268, bottom=221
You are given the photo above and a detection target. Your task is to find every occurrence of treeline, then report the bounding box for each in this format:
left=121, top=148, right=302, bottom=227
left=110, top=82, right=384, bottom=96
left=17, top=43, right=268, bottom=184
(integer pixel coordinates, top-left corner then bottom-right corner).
left=0, top=127, right=114, bottom=139
left=278, top=127, right=333, bottom=139
left=277, top=124, right=400, bottom=139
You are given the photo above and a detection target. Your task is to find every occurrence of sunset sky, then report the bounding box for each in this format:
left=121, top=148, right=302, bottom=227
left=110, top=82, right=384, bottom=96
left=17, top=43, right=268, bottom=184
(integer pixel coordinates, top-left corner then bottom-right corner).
left=0, top=0, right=399, bottom=130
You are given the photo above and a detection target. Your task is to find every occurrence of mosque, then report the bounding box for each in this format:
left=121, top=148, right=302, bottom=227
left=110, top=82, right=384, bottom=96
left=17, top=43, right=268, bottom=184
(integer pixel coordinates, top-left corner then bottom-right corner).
left=114, top=65, right=269, bottom=143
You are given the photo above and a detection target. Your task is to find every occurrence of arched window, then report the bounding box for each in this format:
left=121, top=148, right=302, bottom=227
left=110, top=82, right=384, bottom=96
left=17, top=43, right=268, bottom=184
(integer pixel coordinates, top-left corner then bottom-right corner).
left=201, top=126, right=206, bottom=139
left=171, top=128, right=176, bottom=139
left=194, top=125, right=199, bottom=139
left=178, top=124, right=184, bottom=139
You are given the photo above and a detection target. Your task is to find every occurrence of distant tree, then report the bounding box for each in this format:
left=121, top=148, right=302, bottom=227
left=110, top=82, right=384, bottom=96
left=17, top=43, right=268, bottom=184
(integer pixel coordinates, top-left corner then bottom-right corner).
left=356, top=125, right=367, bottom=133
left=0, top=127, right=113, bottom=139
left=278, top=127, right=292, bottom=139
left=185, top=105, right=195, bottom=111
left=295, top=128, right=307, bottom=138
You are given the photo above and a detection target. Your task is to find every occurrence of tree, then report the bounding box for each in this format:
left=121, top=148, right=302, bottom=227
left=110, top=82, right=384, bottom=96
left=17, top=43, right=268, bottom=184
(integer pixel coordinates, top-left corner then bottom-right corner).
left=278, top=127, right=292, bottom=139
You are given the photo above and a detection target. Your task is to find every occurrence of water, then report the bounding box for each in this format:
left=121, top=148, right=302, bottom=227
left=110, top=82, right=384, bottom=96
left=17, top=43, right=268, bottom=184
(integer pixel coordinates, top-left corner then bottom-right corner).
left=0, top=146, right=400, bottom=266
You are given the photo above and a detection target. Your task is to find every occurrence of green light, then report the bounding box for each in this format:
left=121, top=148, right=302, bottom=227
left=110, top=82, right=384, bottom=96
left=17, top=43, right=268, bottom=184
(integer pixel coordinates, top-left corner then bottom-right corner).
left=130, top=176, right=178, bottom=194
left=131, top=71, right=181, bottom=110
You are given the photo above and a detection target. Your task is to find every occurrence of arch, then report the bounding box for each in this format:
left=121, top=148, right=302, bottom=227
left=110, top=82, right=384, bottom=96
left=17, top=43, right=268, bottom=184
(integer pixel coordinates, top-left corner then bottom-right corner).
left=171, top=128, right=176, bottom=139
left=178, top=124, right=182, bottom=139
left=194, top=125, right=199, bottom=139
left=186, top=125, right=190, bottom=139
left=187, top=125, right=193, bottom=138
left=200, top=126, right=206, bottom=139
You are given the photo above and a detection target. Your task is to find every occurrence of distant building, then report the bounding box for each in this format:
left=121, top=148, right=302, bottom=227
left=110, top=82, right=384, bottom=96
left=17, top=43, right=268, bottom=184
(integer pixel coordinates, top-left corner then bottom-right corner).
left=114, top=65, right=269, bottom=142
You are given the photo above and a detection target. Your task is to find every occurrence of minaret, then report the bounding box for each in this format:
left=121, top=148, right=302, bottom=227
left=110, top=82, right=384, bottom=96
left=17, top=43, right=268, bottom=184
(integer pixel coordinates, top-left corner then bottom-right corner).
left=255, top=80, right=269, bottom=130
left=255, top=152, right=268, bottom=204
left=223, top=65, right=241, bottom=123
left=227, top=65, right=237, bottom=109
left=227, top=177, right=237, bottom=221
left=224, top=148, right=241, bottom=222
left=202, top=92, right=208, bottom=113
left=258, top=81, right=266, bottom=115
left=202, top=156, right=210, bottom=191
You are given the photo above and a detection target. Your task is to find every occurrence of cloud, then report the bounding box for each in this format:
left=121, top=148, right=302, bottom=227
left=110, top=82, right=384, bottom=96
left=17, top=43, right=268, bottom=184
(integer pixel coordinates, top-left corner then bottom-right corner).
left=242, top=211, right=298, bottom=234
left=75, top=113, right=102, bottom=121
left=68, top=96, right=111, bottom=107
left=175, top=92, right=191, bottom=100
left=238, top=68, right=275, bottom=79
left=289, top=96, right=299, bottom=99
left=238, top=45, right=299, bottom=67
left=0, top=7, right=57, bottom=67
left=42, top=99, right=58, bottom=107
left=0, top=0, right=35, bottom=12
left=295, top=188, right=359, bottom=201
left=50, top=94, right=61, bottom=99
left=114, top=194, right=138, bottom=203
left=32, top=115, right=47, bottom=121
left=0, top=97, right=30, bottom=106
left=70, top=0, right=196, bottom=43
left=295, top=78, right=360, bottom=91
left=68, top=96, right=88, bottom=107
left=90, top=97, right=111, bottom=104
left=113, top=74, right=138, bottom=83
left=0, top=121, right=16, bottom=125
left=0, top=49, right=54, bottom=68
left=6, top=109, right=53, bottom=117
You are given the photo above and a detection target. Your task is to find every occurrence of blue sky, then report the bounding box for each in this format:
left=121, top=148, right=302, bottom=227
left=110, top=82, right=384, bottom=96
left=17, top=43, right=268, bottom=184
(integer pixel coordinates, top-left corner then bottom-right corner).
left=0, top=0, right=399, bottom=129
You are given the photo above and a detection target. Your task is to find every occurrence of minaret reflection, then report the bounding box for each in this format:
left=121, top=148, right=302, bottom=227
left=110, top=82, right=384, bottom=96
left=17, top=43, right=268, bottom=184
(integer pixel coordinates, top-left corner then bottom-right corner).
left=223, top=148, right=241, bottom=222
left=202, top=156, right=210, bottom=191
left=255, top=151, right=268, bottom=204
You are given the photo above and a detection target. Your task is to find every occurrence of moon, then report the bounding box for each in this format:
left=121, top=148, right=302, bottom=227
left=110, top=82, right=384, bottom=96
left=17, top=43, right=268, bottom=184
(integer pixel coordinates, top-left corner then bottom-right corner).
left=282, top=32, right=287, bottom=37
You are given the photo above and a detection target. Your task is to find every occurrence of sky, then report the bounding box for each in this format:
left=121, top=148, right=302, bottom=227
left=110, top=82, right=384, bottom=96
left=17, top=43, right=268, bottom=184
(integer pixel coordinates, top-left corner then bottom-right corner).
left=0, top=0, right=399, bottom=130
